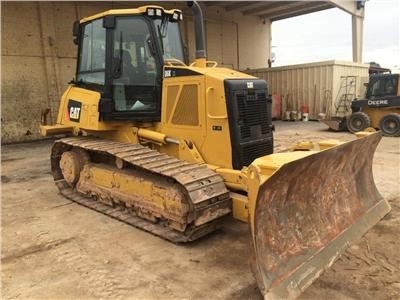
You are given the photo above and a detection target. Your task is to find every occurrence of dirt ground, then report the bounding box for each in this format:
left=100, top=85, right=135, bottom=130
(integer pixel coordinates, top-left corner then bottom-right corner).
left=2, top=121, right=399, bottom=299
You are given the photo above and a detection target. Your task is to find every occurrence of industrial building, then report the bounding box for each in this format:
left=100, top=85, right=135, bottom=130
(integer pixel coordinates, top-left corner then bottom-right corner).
left=2, top=1, right=367, bottom=143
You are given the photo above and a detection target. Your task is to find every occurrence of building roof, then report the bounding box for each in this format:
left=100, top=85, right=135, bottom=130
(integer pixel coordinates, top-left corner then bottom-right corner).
left=110, top=1, right=336, bottom=22
left=202, top=1, right=335, bottom=21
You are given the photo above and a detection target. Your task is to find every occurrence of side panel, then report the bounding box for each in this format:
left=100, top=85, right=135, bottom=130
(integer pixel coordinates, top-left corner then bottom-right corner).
left=57, top=86, right=118, bottom=131
left=158, top=72, right=208, bottom=159
left=158, top=68, right=245, bottom=170
left=351, top=96, right=400, bottom=128
left=351, top=97, right=400, bottom=110
left=201, top=76, right=234, bottom=169
left=362, top=106, right=400, bottom=129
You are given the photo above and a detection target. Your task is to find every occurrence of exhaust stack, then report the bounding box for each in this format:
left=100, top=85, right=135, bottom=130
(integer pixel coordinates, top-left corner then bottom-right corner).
left=187, top=1, right=207, bottom=67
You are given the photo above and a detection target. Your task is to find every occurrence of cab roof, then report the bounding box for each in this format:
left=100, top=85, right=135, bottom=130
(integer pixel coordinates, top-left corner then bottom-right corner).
left=80, top=5, right=182, bottom=23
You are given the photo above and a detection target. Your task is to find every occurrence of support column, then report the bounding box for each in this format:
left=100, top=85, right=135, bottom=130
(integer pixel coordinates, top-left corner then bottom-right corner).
left=329, top=0, right=365, bottom=63
left=352, top=14, right=364, bottom=63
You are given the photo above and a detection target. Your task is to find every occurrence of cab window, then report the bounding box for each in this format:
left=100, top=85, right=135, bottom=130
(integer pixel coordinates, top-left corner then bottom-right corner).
left=368, top=76, right=397, bottom=98
left=112, top=17, right=159, bottom=112
left=77, top=19, right=106, bottom=85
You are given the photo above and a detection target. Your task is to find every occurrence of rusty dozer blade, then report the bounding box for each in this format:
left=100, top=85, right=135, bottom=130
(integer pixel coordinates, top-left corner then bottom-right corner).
left=249, top=132, right=390, bottom=299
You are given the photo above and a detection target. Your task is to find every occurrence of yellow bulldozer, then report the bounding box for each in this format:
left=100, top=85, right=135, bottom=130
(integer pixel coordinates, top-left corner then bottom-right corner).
left=40, top=2, right=390, bottom=298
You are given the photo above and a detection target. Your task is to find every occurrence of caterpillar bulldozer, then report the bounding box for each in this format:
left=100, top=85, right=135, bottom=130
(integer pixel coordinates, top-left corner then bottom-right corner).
left=40, top=2, right=390, bottom=298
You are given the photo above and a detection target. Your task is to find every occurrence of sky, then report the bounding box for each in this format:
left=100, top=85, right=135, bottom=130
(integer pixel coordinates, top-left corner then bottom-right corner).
left=271, top=0, right=400, bottom=72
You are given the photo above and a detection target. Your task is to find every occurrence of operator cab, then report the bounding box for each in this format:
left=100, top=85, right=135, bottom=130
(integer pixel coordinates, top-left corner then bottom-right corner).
left=72, top=7, right=185, bottom=121
left=366, top=74, right=399, bottom=99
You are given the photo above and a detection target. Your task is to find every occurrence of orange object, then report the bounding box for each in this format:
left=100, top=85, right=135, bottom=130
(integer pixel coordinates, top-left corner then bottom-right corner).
left=271, top=94, right=282, bottom=119
left=301, top=105, right=309, bottom=113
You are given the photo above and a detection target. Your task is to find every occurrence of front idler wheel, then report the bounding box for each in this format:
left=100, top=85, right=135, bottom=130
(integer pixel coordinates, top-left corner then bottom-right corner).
left=59, top=148, right=90, bottom=186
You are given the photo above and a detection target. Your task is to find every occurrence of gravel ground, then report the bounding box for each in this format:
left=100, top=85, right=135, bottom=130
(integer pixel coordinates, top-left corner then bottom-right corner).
left=2, top=120, right=399, bottom=299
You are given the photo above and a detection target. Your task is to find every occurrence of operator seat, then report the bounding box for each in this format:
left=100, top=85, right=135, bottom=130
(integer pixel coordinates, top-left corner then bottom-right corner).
left=121, top=50, right=136, bottom=79
left=113, top=50, right=137, bottom=111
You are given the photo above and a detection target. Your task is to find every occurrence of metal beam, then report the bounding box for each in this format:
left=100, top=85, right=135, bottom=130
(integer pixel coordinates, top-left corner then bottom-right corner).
left=259, top=2, right=325, bottom=19
left=270, top=3, right=334, bottom=21
left=243, top=2, right=294, bottom=16
left=202, top=1, right=227, bottom=8
left=223, top=2, right=253, bottom=12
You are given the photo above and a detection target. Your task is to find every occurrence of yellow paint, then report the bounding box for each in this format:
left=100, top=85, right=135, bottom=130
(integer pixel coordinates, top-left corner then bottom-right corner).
left=246, top=165, right=263, bottom=240
left=397, top=77, right=400, bottom=96
left=138, top=128, right=167, bottom=144
left=231, top=192, right=249, bottom=223
left=362, top=106, right=400, bottom=129
left=115, top=171, right=161, bottom=208
left=55, top=86, right=124, bottom=133
left=318, top=139, right=344, bottom=150
left=213, top=168, right=247, bottom=192
left=251, top=151, right=316, bottom=177
left=40, top=124, right=72, bottom=136
left=156, top=65, right=256, bottom=169
left=94, top=126, right=139, bottom=144
left=355, top=131, right=376, bottom=138
left=178, top=140, right=205, bottom=164
left=80, top=6, right=182, bottom=23
left=89, top=164, right=115, bottom=188
left=289, top=141, right=314, bottom=151
left=85, top=163, right=185, bottom=214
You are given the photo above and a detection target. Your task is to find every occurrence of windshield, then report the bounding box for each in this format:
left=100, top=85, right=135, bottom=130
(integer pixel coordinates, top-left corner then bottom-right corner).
left=154, top=19, right=185, bottom=63
left=112, top=16, right=159, bottom=113
left=367, top=76, right=397, bottom=99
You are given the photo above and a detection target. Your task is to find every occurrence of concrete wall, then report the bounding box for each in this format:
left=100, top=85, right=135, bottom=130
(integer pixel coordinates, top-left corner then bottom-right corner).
left=2, top=2, right=81, bottom=143
left=245, top=60, right=369, bottom=119
left=203, top=5, right=271, bottom=69
left=1, top=1, right=270, bottom=143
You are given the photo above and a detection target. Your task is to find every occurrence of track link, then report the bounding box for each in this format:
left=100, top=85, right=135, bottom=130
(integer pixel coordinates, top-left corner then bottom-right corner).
left=51, top=137, right=231, bottom=242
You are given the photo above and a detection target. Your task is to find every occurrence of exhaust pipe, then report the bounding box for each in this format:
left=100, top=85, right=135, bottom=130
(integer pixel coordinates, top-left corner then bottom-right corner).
left=187, top=1, right=207, bottom=66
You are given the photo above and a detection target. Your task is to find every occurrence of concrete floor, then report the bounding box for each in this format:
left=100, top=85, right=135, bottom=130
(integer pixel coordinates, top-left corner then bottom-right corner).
left=2, top=121, right=400, bottom=299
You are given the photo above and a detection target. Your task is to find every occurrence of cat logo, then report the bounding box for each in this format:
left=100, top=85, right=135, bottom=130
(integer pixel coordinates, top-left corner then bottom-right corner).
left=70, top=107, right=81, bottom=119
left=67, top=100, right=82, bottom=122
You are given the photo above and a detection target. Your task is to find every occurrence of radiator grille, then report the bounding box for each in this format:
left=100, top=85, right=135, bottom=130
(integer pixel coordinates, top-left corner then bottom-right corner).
left=236, top=91, right=270, bottom=139
left=225, top=79, right=273, bottom=170
left=240, top=140, right=273, bottom=167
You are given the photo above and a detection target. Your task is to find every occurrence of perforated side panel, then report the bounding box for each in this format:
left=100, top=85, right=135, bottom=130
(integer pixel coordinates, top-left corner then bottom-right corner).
left=166, top=85, right=180, bottom=123
left=172, top=84, right=199, bottom=126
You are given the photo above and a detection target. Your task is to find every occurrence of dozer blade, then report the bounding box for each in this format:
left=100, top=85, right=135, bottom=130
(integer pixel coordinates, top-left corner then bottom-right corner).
left=249, top=132, right=390, bottom=299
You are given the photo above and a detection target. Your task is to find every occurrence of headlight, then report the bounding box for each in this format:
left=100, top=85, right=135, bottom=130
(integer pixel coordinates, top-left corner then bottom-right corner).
left=146, top=7, right=163, bottom=18
left=147, top=8, right=155, bottom=16
left=170, top=11, right=182, bottom=22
